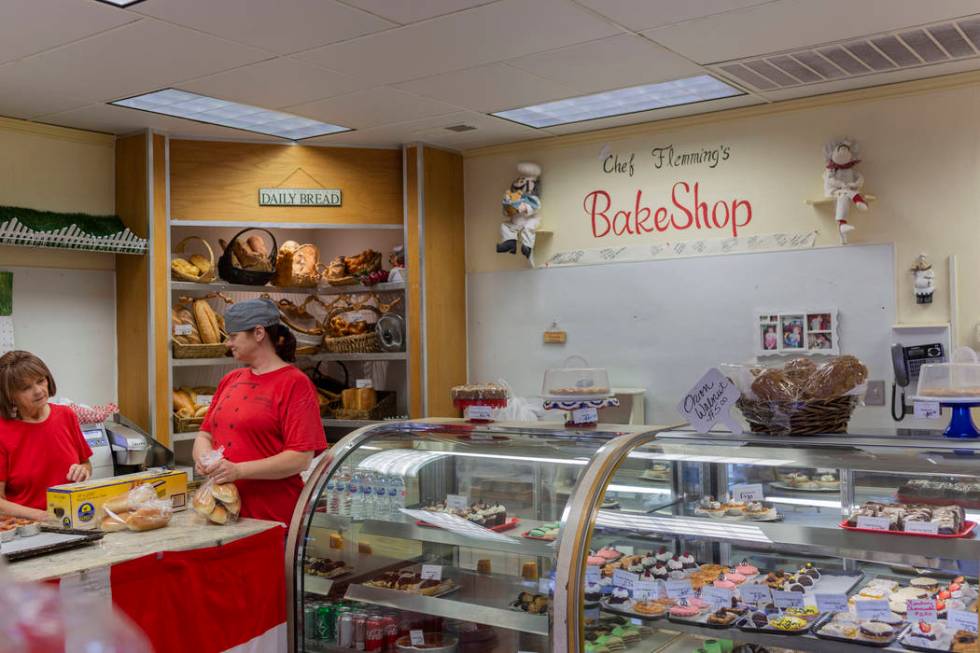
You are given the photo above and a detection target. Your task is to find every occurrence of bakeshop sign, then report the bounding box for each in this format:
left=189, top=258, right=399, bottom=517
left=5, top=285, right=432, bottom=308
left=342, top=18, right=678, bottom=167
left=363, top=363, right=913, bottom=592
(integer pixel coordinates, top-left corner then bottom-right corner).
left=258, top=188, right=342, bottom=207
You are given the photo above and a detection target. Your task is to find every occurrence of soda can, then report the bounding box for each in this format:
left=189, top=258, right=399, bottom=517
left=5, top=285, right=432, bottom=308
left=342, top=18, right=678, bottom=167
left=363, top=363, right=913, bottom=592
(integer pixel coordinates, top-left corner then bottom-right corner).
left=381, top=616, right=399, bottom=651
left=337, top=612, right=355, bottom=648
left=316, top=604, right=335, bottom=641
left=365, top=616, right=384, bottom=651
left=304, top=604, right=319, bottom=640
left=353, top=612, right=368, bottom=651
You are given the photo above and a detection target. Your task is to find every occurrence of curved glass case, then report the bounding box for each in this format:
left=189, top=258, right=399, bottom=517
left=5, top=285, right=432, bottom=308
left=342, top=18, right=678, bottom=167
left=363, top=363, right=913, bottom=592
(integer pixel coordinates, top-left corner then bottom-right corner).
left=564, top=429, right=980, bottom=653
left=287, top=420, right=665, bottom=653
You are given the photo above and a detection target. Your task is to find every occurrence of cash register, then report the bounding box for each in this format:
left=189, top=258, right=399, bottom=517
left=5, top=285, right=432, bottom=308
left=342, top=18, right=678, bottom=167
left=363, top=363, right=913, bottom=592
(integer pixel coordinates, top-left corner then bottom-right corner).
left=81, top=418, right=159, bottom=480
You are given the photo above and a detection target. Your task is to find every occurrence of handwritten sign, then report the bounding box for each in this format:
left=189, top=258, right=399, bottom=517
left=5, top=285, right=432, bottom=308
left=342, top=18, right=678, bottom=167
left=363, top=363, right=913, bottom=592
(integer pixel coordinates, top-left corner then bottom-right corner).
left=420, top=565, right=442, bottom=581
left=571, top=407, right=599, bottom=424
left=815, top=594, right=849, bottom=613
left=856, top=516, right=891, bottom=531
left=914, top=401, right=941, bottom=419
left=907, top=599, right=938, bottom=623
left=855, top=599, right=891, bottom=621
left=677, top=368, right=743, bottom=434
left=258, top=188, right=342, bottom=207
left=741, top=584, right=773, bottom=605
left=701, top=586, right=733, bottom=610
left=613, top=570, right=638, bottom=591
left=904, top=520, right=939, bottom=535
left=731, top=483, right=764, bottom=502
left=446, top=495, right=468, bottom=511
left=949, top=610, right=979, bottom=633
left=665, top=579, right=694, bottom=599
left=772, top=590, right=805, bottom=609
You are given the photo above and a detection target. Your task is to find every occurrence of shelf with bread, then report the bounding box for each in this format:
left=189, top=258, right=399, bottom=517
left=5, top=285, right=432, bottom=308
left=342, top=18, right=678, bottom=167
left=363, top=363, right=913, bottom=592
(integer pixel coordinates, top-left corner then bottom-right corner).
left=170, top=280, right=406, bottom=296
left=171, top=352, right=408, bottom=367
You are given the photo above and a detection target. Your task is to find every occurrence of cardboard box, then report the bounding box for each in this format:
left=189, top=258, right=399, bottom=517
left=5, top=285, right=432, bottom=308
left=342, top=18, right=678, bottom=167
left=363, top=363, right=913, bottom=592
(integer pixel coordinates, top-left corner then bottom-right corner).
left=47, top=469, right=188, bottom=530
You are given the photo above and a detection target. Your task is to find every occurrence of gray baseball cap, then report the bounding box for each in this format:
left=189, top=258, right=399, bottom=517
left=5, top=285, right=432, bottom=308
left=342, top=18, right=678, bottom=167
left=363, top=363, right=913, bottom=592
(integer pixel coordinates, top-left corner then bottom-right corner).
left=223, top=298, right=280, bottom=334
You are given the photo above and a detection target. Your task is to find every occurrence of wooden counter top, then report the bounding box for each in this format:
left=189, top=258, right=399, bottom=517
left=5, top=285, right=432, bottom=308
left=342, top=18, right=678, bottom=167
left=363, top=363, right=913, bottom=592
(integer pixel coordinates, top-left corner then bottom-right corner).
left=8, top=510, right=281, bottom=582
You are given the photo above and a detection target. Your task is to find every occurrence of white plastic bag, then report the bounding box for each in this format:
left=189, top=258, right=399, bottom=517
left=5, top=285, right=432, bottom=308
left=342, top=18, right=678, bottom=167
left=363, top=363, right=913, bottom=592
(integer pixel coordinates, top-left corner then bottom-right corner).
left=492, top=380, right=541, bottom=422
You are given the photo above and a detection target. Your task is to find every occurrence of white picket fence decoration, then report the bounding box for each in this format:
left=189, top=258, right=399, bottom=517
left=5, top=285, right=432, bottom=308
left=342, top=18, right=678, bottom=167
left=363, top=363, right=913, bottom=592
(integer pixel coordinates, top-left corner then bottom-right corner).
left=0, top=218, right=147, bottom=254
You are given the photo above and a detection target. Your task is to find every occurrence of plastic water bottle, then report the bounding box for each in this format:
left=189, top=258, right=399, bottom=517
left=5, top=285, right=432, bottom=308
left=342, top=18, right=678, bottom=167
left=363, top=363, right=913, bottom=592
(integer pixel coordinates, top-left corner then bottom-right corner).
left=350, top=470, right=365, bottom=520
left=374, top=475, right=389, bottom=519
left=324, top=476, right=336, bottom=514
left=336, top=466, right=352, bottom=517
left=361, top=471, right=376, bottom=520
left=388, top=475, right=407, bottom=515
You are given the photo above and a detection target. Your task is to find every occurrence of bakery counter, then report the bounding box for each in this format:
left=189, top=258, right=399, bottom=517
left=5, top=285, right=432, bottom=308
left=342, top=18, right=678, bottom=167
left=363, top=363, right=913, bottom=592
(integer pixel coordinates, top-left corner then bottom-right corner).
left=8, top=510, right=281, bottom=583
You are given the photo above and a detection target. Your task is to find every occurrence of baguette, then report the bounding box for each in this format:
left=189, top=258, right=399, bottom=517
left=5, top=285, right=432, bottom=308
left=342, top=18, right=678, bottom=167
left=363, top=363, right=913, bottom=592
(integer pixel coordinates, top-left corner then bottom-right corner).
left=193, top=300, right=221, bottom=345
left=173, top=389, right=196, bottom=414
left=189, top=254, right=211, bottom=276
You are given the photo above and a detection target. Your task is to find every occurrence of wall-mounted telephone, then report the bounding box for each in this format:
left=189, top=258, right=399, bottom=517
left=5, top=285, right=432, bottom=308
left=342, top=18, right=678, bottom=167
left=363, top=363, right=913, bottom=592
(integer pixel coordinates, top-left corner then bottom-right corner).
left=891, top=342, right=945, bottom=420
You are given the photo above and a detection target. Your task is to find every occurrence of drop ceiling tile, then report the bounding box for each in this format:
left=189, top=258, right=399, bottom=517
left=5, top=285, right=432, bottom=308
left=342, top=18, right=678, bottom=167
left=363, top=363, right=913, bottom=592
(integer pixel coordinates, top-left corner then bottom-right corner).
left=643, top=0, right=980, bottom=63
left=507, top=34, right=705, bottom=94
left=15, top=19, right=270, bottom=104
left=179, top=58, right=371, bottom=109
left=0, top=0, right=138, bottom=65
left=339, top=0, right=497, bottom=25
left=132, top=0, right=396, bottom=54
left=297, top=0, right=623, bottom=85
left=394, top=63, right=579, bottom=112
left=0, top=63, right=91, bottom=119
left=576, top=0, right=775, bottom=31
left=287, top=87, right=461, bottom=129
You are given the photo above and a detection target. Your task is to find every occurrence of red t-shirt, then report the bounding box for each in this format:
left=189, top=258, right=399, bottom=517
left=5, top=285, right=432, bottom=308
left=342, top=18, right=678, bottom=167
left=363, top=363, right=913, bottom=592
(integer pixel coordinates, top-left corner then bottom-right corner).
left=201, top=365, right=326, bottom=524
left=0, top=404, right=94, bottom=510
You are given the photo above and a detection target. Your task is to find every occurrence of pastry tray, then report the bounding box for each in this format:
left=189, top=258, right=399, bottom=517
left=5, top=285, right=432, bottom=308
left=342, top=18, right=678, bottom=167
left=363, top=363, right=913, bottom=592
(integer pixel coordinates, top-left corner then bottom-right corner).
left=899, top=631, right=957, bottom=653
left=744, top=570, right=865, bottom=596
left=769, top=481, right=841, bottom=493
left=2, top=526, right=104, bottom=562
left=736, top=615, right=813, bottom=635
left=839, top=520, right=976, bottom=539
left=812, top=613, right=909, bottom=648
left=360, top=581, right=461, bottom=599
left=668, top=609, right=745, bottom=629
left=599, top=599, right=668, bottom=621
left=417, top=517, right=519, bottom=532
left=521, top=530, right=557, bottom=542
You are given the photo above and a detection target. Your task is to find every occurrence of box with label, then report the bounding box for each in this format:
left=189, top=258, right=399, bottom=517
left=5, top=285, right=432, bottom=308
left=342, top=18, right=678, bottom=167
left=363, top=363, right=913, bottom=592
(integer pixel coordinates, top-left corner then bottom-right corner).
left=47, top=469, right=188, bottom=530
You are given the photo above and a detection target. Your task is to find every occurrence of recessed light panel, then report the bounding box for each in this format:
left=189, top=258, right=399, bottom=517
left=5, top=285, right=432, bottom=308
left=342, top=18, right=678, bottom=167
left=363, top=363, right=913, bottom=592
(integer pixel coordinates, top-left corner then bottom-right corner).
left=111, top=89, right=350, bottom=140
left=94, top=0, right=147, bottom=6
left=491, top=75, right=743, bottom=128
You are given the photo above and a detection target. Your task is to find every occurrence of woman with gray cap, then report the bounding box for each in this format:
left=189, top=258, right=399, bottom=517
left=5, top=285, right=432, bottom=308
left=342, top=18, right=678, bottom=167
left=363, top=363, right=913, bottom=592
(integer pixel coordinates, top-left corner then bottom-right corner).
left=194, top=298, right=326, bottom=524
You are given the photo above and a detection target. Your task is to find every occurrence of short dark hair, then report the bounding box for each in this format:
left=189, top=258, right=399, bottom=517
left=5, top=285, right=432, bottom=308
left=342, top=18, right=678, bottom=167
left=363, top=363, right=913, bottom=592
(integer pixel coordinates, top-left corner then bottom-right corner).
left=0, top=351, right=56, bottom=419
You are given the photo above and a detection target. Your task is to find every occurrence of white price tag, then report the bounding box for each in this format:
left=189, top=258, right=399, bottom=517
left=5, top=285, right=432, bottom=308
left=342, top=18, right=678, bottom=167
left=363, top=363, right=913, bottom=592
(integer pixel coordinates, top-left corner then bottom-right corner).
left=856, top=516, right=891, bottom=531
left=731, top=483, right=764, bottom=502
left=740, top=584, right=773, bottom=605
left=420, top=565, right=442, bottom=581
left=173, top=323, right=193, bottom=336
left=914, top=400, right=941, bottom=419
left=949, top=610, right=979, bottom=633
left=539, top=577, right=552, bottom=595
left=571, top=407, right=598, bottom=424
left=904, top=520, right=940, bottom=535
left=907, top=599, right=938, bottom=623
left=633, top=579, right=661, bottom=600
left=815, top=593, right=849, bottom=613
left=855, top=599, right=891, bottom=621
left=446, top=494, right=468, bottom=511
left=355, top=378, right=373, bottom=388
left=197, top=394, right=214, bottom=406
left=701, top=586, right=733, bottom=609
left=618, top=545, right=634, bottom=555
left=465, top=405, right=494, bottom=421
left=772, top=590, right=806, bottom=609
left=410, top=630, right=425, bottom=646
left=585, top=566, right=601, bottom=583
left=613, top=569, right=638, bottom=591
left=665, top=579, right=694, bottom=599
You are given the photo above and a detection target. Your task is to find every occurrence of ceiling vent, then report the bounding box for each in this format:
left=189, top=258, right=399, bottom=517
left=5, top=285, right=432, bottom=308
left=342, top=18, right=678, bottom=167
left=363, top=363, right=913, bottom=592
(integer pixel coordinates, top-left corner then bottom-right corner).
left=711, top=15, right=980, bottom=92
left=444, top=124, right=477, bottom=132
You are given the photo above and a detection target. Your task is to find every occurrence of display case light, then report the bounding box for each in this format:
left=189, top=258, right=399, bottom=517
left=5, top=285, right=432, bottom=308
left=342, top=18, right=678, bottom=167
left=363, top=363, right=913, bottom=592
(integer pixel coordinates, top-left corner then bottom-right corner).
left=94, top=0, right=148, bottom=6
left=110, top=88, right=350, bottom=140
left=492, top=75, right=742, bottom=128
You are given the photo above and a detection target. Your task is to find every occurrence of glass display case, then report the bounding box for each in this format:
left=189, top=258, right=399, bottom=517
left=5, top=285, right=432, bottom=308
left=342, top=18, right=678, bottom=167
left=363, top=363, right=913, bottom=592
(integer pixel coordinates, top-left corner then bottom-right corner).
left=562, top=429, right=980, bottom=653
left=286, top=420, right=667, bottom=653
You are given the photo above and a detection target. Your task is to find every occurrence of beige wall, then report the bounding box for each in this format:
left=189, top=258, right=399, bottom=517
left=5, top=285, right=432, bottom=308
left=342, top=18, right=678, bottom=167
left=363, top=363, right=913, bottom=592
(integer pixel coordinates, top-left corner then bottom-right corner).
left=464, top=72, right=980, bottom=343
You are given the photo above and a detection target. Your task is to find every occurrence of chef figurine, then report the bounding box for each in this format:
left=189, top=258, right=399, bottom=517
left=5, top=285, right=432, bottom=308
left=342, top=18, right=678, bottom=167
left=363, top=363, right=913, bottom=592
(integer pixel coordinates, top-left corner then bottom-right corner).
left=497, top=162, right=542, bottom=261
left=823, top=138, right=868, bottom=244
left=911, top=253, right=935, bottom=304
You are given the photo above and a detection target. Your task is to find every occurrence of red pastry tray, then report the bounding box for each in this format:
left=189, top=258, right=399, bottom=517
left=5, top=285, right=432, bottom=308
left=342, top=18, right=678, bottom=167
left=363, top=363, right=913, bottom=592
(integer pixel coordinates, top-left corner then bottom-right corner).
left=521, top=530, right=557, bottom=541
left=417, top=517, right=520, bottom=532
left=838, top=519, right=976, bottom=539
left=453, top=398, right=508, bottom=409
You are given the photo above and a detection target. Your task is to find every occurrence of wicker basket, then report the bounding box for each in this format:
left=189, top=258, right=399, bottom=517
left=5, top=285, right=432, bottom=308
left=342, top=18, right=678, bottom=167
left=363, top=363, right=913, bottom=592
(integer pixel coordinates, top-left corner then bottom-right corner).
left=218, top=228, right=278, bottom=286
left=735, top=395, right=859, bottom=435
left=323, top=331, right=381, bottom=353
left=171, top=236, right=216, bottom=283
left=172, top=340, right=229, bottom=359
left=173, top=413, right=205, bottom=433
left=333, top=391, right=396, bottom=421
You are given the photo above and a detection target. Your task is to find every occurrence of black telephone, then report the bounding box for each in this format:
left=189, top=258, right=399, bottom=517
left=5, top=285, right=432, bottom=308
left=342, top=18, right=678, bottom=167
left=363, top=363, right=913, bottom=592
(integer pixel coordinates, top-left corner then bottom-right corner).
left=891, top=342, right=945, bottom=420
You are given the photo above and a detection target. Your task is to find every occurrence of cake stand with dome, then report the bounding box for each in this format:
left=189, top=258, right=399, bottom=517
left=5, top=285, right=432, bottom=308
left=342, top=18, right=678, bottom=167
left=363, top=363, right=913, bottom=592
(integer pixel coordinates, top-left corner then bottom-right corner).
left=912, top=348, right=980, bottom=439
left=541, top=357, right=619, bottom=427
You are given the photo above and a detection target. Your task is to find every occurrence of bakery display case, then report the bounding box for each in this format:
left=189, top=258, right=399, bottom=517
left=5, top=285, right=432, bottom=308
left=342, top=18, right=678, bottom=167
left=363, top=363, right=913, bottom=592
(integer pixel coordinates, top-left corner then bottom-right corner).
left=559, top=428, right=980, bottom=653
left=286, top=420, right=670, bottom=653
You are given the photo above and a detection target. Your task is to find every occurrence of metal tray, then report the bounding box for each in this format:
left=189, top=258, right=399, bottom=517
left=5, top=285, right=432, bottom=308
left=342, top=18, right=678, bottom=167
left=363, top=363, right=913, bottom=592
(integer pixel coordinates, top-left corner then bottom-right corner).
left=2, top=526, right=104, bottom=562
left=599, top=598, right=669, bottom=621
left=668, top=609, right=745, bottom=629
left=812, top=613, right=910, bottom=648
left=899, top=629, right=956, bottom=653
left=736, top=614, right=813, bottom=635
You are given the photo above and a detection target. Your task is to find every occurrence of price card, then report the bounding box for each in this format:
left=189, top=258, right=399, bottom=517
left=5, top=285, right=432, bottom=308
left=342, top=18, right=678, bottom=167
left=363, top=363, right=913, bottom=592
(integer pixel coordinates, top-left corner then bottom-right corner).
left=914, top=400, right=941, bottom=419
left=741, top=584, right=773, bottom=605
left=446, top=494, right=468, bottom=511
left=539, top=577, right=553, bottom=595
left=420, top=565, right=442, bottom=581
left=665, top=579, right=694, bottom=599
left=907, top=599, right=938, bottom=623
left=701, top=586, right=734, bottom=610
left=815, top=593, right=849, bottom=613
left=612, top=569, right=638, bottom=591
left=618, top=545, right=635, bottom=555
left=633, top=579, right=661, bottom=600
left=731, top=483, right=764, bottom=502
left=173, top=323, right=193, bottom=336
left=410, top=630, right=425, bottom=646
left=465, top=405, right=493, bottom=421
left=949, top=610, right=979, bottom=633
left=585, top=566, right=601, bottom=583
left=197, top=394, right=214, bottom=406
left=571, top=407, right=598, bottom=424
left=676, top=368, right=743, bottom=434
left=856, top=516, right=891, bottom=531
left=904, top=520, right=940, bottom=535
left=855, top=599, right=891, bottom=621
left=772, top=590, right=806, bottom=609
left=355, top=378, right=374, bottom=388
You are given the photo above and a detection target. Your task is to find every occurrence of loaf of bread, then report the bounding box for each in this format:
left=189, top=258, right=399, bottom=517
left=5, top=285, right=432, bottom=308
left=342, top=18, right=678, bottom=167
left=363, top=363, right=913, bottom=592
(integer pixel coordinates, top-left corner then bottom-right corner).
left=171, top=258, right=201, bottom=279
left=192, top=488, right=216, bottom=516
left=101, top=511, right=131, bottom=532
left=342, top=388, right=357, bottom=410
left=751, top=369, right=798, bottom=402
left=211, top=483, right=239, bottom=505
left=126, top=504, right=172, bottom=532
left=803, top=355, right=869, bottom=399
left=193, top=300, right=221, bottom=344
left=173, top=389, right=196, bottom=415
left=230, top=235, right=273, bottom=271
left=356, top=388, right=377, bottom=410
left=189, top=254, right=211, bottom=276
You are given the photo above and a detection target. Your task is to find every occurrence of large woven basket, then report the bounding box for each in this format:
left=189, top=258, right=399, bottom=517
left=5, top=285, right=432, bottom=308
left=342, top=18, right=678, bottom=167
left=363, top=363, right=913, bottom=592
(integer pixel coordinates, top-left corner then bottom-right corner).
left=171, top=236, right=216, bottom=283
left=172, top=341, right=229, bottom=359
left=736, top=395, right=858, bottom=435
left=218, top=228, right=278, bottom=286
left=173, top=413, right=205, bottom=433
left=323, top=331, right=381, bottom=353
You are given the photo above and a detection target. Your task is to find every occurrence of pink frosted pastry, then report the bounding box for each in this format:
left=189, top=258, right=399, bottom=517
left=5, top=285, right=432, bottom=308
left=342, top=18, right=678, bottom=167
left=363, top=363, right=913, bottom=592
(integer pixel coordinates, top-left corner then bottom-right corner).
left=726, top=572, right=746, bottom=584
left=687, top=597, right=710, bottom=611
left=735, top=561, right=758, bottom=577
left=714, top=579, right=736, bottom=590
left=670, top=603, right=700, bottom=617
left=587, top=556, right=605, bottom=566
left=597, top=547, right=622, bottom=561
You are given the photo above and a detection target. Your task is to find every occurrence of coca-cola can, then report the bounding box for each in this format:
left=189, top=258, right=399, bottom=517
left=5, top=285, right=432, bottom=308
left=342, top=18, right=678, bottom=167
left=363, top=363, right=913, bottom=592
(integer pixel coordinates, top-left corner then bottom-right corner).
left=381, top=616, right=398, bottom=651
left=365, top=616, right=384, bottom=651
left=353, top=612, right=367, bottom=651
left=337, top=613, right=355, bottom=648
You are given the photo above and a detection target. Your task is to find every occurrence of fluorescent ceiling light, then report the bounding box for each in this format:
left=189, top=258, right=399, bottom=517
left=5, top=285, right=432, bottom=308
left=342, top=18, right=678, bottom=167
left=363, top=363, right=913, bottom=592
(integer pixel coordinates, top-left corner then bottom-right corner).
left=111, top=89, right=350, bottom=140
left=492, top=75, right=742, bottom=128
left=94, top=0, right=147, bottom=6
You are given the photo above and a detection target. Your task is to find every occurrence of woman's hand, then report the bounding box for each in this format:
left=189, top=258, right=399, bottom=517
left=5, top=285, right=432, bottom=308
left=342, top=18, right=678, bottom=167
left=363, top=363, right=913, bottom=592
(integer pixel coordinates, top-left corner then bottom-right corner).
left=66, top=463, right=91, bottom=483
left=208, top=459, right=243, bottom=484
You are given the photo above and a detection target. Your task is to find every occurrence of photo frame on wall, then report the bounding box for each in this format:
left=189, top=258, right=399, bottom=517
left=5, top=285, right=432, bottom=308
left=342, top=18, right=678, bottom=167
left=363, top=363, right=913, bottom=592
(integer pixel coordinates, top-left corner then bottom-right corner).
left=757, top=308, right=839, bottom=356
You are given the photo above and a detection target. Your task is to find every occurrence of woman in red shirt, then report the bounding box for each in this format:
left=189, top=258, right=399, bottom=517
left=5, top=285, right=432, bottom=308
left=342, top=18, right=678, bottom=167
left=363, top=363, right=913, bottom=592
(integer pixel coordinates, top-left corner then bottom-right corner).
left=193, top=299, right=326, bottom=524
left=0, top=351, right=92, bottom=521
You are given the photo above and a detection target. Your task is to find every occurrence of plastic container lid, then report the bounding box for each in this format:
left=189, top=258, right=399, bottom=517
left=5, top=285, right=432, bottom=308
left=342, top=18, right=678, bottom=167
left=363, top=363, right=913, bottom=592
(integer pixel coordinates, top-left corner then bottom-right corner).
left=541, top=356, right=611, bottom=400
left=915, top=347, right=980, bottom=401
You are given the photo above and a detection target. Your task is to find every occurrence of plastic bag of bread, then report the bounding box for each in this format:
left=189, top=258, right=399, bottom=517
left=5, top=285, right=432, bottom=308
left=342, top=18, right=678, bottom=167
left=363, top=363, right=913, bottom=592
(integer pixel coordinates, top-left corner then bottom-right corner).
left=801, top=355, right=869, bottom=400
left=126, top=500, right=173, bottom=532
left=101, top=484, right=172, bottom=532
left=192, top=448, right=242, bottom=525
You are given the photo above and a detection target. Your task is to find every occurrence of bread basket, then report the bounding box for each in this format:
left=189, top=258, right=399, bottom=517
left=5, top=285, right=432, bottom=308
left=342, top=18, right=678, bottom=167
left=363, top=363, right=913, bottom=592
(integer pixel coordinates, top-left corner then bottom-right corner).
left=736, top=395, right=858, bottom=435
left=171, top=293, right=234, bottom=359
left=323, top=303, right=382, bottom=354
left=170, top=236, right=217, bottom=283
left=218, top=228, right=278, bottom=286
